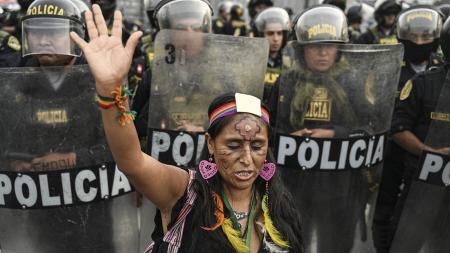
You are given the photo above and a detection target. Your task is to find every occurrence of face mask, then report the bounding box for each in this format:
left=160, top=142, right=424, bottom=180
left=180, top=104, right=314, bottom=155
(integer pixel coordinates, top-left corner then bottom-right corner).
left=402, top=39, right=439, bottom=64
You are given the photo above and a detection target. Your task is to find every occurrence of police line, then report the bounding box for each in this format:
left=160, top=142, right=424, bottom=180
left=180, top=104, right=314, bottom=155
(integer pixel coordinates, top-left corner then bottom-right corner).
left=149, top=129, right=386, bottom=171
left=418, top=151, right=450, bottom=187
left=275, top=133, right=385, bottom=170
left=0, top=162, right=133, bottom=209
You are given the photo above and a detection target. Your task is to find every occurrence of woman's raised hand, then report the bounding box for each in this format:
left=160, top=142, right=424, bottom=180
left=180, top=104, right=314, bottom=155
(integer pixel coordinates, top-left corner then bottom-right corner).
left=70, top=4, right=142, bottom=96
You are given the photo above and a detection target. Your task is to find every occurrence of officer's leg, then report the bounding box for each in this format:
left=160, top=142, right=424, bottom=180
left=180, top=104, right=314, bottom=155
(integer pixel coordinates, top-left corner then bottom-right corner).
left=372, top=143, right=404, bottom=253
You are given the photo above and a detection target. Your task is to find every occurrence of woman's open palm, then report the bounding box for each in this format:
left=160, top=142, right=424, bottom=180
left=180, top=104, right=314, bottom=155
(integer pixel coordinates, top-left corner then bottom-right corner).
left=70, top=4, right=142, bottom=93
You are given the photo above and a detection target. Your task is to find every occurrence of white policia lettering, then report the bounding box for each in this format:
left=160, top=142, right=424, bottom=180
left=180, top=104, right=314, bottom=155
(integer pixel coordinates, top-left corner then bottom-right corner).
left=276, top=135, right=385, bottom=170
left=419, top=153, right=450, bottom=185
left=151, top=130, right=206, bottom=166
left=0, top=165, right=132, bottom=208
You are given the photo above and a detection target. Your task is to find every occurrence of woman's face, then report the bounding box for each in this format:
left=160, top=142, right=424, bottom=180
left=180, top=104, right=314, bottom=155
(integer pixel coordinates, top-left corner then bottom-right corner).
left=207, top=114, right=269, bottom=191
left=304, top=44, right=338, bottom=73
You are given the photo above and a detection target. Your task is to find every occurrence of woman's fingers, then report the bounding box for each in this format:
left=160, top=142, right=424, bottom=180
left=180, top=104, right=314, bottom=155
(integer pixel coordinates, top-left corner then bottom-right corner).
left=85, top=9, right=98, bottom=40
left=125, top=31, right=143, bottom=57
left=111, top=10, right=123, bottom=39
left=92, top=4, right=108, bottom=36
left=70, top=32, right=88, bottom=51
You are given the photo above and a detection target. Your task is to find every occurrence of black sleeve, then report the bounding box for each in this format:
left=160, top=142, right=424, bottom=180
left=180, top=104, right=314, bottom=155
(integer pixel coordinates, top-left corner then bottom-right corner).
left=354, top=30, right=375, bottom=44
left=267, top=78, right=279, bottom=130
left=132, top=69, right=152, bottom=139
left=390, top=77, right=423, bottom=134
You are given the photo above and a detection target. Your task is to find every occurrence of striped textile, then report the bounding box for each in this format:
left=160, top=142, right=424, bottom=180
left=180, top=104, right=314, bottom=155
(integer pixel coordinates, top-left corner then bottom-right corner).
left=145, top=170, right=198, bottom=253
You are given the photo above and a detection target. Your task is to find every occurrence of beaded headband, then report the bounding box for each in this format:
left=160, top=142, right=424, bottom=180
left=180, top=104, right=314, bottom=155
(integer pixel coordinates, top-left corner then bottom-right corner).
left=208, top=93, right=270, bottom=127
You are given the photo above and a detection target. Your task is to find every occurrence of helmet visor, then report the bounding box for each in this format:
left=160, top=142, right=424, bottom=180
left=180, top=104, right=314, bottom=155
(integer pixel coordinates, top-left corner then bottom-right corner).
left=254, top=7, right=290, bottom=33
left=22, top=17, right=85, bottom=57
left=295, top=6, right=348, bottom=44
left=397, top=8, right=442, bottom=42
left=156, top=0, right=212, bottom=33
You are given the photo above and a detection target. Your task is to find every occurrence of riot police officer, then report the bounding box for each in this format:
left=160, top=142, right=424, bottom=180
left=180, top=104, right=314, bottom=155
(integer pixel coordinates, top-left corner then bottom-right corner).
left=0, top=1, right=124, bottom=252
left=90, top=0, right=140, bottom=44
left=132, top=0, right=213, bottom=140
left=18, top=0, right=94, bottom=170
left=212, top=0, right=232, bottom=34
left=438, top=3, right=450, bottom=22
left=0, top=29, right=21, bottom=67
left=347, top=3, right=363, bottom=43
left=357, top=0, right=401, bottom=44
left=388, top=14, right=450, bottom=253
left=397, top=6, right=443, bottom=89
left=275, top=6, right=360, bottom=252
left=373, top=8, right=444, bottom=252
left=247, top=0, right=273, bottom=37
left=269, top=5, right=356, bottom=133
left=227, top=3, right=247, bottom=37
left=254, top=7, right=290, bottom=105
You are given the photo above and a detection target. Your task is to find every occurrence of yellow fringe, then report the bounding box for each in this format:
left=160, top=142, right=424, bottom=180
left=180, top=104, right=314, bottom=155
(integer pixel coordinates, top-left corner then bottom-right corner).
left=261, top=195, right=290, bottom=248
left=222, top=218, right=247, bottom=253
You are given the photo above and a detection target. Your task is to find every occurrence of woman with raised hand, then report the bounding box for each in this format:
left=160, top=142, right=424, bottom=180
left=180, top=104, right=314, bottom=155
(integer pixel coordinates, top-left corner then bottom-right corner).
left=70, top=4, right=302, bottom=253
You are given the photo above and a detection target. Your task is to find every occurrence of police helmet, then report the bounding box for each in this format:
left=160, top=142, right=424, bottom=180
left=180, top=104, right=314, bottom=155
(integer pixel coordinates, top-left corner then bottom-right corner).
left=91, top=0, right=115, bottom=20
left=145, top=0, right=159, bottom=29
left=440, top=16, right=450, bottom=62
left=397, top=6, right=443, bottom=43
left=438, top=4, right=450, bottom=22
left=294, top=5, right=348, bottom=44
left=21, top=0, right=85, bottom=57
left=218, top=0, right=233, bottom=15
left=254, top=7, right=290, bottom=36
left=346, top=4, right=363, bottom=24
left=153, top=0, right=213, bottom=33
left=374, top=0, right=401, bottom=24
left=230, top=3, right=244, bottom=19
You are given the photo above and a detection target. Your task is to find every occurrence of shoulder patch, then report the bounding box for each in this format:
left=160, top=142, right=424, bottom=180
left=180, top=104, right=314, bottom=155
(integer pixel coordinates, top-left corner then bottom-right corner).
left=216, top=20, right=223, bottom=28
left=7, top=36, right=21, bottom=51
left=400, top=80, right=413, bottom=101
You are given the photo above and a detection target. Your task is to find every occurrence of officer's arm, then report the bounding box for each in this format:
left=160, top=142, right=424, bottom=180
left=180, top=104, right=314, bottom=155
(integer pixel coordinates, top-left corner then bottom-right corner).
left=392, top=130, right=430, bottom=156
left=391, top=78, right=428, bottom=155
left=71, top=5, right=189, bottom=212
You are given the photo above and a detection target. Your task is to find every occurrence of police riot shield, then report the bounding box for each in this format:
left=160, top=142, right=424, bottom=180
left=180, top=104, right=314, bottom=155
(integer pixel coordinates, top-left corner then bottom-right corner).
left=390, top=71, right=450, bottom=253
left=147, top=30, right=268, bottom=167
left=274, top=42, right=403, bottom=253
left=0, top=66, right=138, bottom=253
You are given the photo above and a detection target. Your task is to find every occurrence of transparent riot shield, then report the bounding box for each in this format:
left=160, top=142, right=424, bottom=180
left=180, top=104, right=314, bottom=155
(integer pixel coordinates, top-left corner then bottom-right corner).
left=0, top=65, right=138, bottom=253
left=274, top=42, right=403, bottom=253
left=147, top=30, right=268, bottom=167
left=390, top=71, right=450, bottom=253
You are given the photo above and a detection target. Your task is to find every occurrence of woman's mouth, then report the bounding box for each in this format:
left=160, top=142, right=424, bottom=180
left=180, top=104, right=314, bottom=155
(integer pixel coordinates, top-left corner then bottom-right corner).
left=234, top=171, right=254, bottom=181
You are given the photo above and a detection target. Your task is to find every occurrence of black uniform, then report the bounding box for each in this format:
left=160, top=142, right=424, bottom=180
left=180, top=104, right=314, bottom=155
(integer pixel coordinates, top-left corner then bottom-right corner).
left=373, top=54, right=445, bottom=253
left=262, top=52, right=282, bottom=106
left=389, top=63, right=448, bottom=239
left=3, top=57, right=107, bottom=166
left=212, top=17, right=227, bottom=35
left=274, top=56, right=372, bottom=253
left=0, top=57, right=117, bottom=253
left=0, top=30, right=22, bottom=67
left=356, top=26, right=398, bottom=45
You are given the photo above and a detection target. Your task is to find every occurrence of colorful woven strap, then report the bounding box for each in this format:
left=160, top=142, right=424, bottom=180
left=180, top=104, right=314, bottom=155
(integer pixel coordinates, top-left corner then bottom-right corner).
left=96, top=85, right=137, bottom=126
left=145, top=170, right=197, bottom=253
left=209, top=101, right=270, bottom=126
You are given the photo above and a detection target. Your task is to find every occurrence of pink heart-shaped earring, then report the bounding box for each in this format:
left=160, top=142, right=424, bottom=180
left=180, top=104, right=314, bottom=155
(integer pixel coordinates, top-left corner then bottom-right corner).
left=199, top=157, right=217, bottom=180
left=259, top=160, right=276, bottom=181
